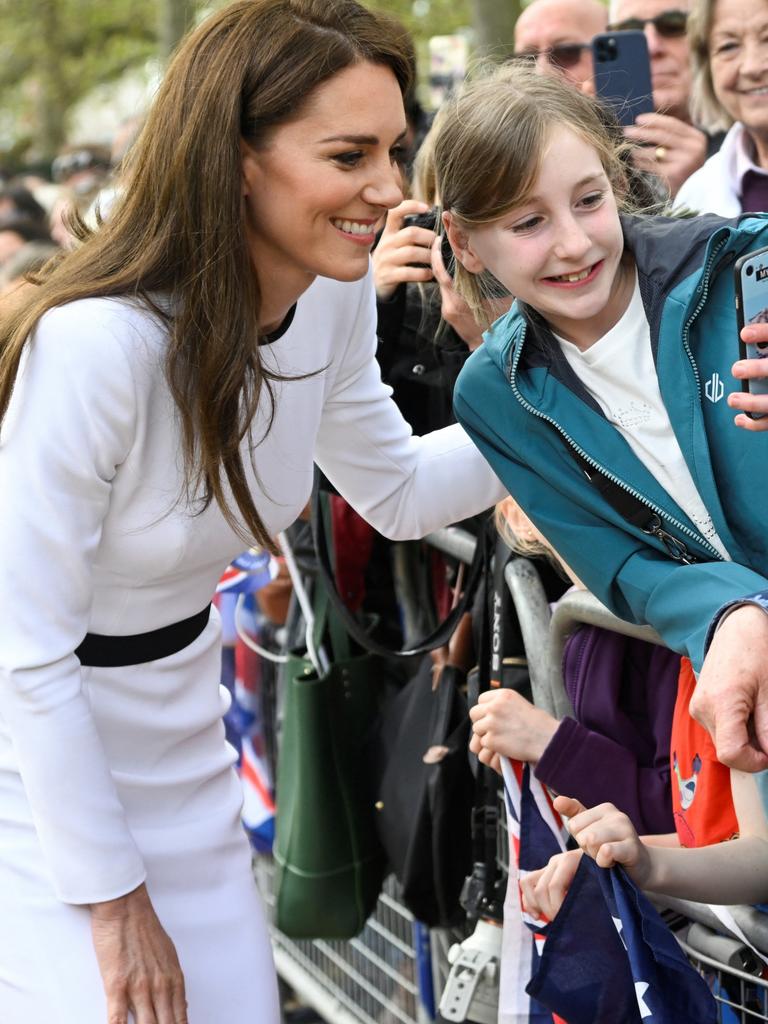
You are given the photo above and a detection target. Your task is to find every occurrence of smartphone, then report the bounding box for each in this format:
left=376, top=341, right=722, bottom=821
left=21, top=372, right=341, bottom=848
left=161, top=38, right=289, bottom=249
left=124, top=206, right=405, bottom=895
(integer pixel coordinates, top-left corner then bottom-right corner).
left=402, top=208, right=455, bottom=275
left=734, top=245, right=768, bottom=419
left=592, top=30, right=654, bottom=127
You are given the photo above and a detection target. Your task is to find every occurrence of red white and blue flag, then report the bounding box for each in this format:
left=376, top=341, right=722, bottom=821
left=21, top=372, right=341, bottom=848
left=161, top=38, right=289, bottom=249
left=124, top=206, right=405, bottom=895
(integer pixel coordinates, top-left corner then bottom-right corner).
left=500, top=758, right=717, bottom=1024
left=499, top=758, right=569, bottom=1024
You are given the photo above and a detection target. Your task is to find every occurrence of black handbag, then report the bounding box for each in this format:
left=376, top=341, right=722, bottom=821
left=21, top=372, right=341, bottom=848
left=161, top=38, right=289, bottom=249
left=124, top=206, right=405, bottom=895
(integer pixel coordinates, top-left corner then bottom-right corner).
left=371, top=655, right=474, bottom=926
left=306, top=478, right=490, bottom=925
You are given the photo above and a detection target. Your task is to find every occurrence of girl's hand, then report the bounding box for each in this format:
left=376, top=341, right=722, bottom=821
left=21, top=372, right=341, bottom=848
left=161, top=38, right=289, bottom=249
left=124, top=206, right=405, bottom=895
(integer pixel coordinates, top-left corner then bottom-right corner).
left=90, top=882, right=188, bottom=1024
left=372, top=199, right=436, bottom=300
left=728, top=324, right=768, bottom=430
left=520, top=849, right=583, bottom=922
left=555, top=796, right=652, bottom=888
left=469, top=688, right=558, bottom=766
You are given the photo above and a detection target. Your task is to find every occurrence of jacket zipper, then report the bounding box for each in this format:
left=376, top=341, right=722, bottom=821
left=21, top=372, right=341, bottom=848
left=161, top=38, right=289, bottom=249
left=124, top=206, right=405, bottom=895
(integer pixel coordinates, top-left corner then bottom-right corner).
left=680, top=234, right=730, bottom=400
left=507, top=326, right=724, bottom=564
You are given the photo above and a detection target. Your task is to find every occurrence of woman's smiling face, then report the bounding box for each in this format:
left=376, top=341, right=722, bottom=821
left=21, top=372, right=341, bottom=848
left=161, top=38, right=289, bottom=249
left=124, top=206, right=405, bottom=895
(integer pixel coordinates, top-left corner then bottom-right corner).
left=241, top=61, right=407, bottom=315
left=708, top=0, right=768, bottom=148
left=446, top=125, right=632, bottom=350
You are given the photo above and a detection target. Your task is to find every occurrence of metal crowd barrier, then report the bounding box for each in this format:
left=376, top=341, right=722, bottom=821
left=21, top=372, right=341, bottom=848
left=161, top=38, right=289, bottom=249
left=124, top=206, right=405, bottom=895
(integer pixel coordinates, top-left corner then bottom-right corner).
left=256, top=525, right=768, bottom=1024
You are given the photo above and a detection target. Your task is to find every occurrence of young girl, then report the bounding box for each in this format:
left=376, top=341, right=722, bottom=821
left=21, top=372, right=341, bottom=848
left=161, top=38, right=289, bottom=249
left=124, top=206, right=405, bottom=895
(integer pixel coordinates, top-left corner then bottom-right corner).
left=430, top=62, right=768, bottom=779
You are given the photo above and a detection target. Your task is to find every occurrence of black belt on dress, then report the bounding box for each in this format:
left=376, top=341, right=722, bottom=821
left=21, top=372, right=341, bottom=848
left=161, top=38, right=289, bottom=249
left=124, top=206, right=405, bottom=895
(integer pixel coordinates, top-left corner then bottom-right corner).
left=75, top=604, right=212, bottom=667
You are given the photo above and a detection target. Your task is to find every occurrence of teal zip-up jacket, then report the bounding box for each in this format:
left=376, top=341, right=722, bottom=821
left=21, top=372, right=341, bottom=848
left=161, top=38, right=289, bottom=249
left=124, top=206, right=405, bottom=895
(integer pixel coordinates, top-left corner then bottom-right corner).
left=454, top=213, right=768, bottom=672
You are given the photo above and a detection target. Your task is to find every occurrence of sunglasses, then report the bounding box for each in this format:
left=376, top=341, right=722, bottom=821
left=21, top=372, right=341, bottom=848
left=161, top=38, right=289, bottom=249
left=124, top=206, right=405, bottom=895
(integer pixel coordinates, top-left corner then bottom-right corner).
left=51, top=149, right=110, bottom=184
left=511, top=43, right=591, bottom=71
left=608, top=10, right=688, bottom=37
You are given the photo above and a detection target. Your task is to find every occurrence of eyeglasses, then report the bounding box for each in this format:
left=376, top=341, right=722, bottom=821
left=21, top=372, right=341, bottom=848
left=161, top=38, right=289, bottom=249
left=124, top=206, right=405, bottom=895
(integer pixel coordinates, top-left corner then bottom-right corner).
left=608, top=10, right=688, bottom=38
left=511, top=43, right=591, bottom=71
left=51, top=149, right=110, bottom=184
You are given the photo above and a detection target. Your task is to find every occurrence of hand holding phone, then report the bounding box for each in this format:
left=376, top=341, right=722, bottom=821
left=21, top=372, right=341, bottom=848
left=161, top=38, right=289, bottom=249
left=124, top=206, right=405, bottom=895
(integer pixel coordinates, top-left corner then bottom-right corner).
left=734, top=246, right=768, bottom=421
left=592, top=30, right=654, bottom=127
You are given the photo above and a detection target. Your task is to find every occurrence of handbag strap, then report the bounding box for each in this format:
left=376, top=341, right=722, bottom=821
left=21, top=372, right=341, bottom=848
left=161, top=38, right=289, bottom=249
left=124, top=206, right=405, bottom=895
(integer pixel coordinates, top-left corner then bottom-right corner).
left=310, top=475, right=487, bottom=659
left=559, top=437, right=702, bottom=566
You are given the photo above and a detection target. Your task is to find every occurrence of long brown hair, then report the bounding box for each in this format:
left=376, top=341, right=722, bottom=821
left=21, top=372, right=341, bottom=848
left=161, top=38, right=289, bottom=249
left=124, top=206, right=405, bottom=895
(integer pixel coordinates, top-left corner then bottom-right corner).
left=0, top=0, right=413, bottom=550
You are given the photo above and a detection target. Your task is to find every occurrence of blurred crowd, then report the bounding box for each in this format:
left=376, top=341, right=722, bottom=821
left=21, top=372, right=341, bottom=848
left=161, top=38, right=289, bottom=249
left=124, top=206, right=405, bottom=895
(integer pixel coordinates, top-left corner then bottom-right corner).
left=0, top=115, right=142, bottom=299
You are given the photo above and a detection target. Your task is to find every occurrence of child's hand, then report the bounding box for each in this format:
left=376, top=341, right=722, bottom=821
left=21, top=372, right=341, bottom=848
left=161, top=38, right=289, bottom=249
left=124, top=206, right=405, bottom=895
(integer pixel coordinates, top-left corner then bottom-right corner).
left=520, top=849, right=583, bottom=922
left=469, top=689, right=558, bottom=766
left=468, top=730, right=502, bottom=773
left=554, top=796, right=653, bottom=888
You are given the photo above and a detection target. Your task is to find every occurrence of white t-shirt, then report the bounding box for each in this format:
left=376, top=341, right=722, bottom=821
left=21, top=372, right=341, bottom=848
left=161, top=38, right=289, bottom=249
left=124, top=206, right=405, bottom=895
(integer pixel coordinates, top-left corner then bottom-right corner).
left=555, top=274, right=729, bottom=559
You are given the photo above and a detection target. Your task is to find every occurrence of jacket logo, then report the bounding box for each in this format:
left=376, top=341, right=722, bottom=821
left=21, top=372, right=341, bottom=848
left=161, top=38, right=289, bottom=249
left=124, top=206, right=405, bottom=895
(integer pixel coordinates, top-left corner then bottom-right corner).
left=705, top=372, right=724, bottom=404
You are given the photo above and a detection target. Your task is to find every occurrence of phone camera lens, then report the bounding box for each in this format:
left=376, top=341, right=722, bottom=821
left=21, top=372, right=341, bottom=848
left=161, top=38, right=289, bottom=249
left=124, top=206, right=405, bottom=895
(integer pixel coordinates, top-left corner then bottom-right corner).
left=747, top=265, right=755, bottom=277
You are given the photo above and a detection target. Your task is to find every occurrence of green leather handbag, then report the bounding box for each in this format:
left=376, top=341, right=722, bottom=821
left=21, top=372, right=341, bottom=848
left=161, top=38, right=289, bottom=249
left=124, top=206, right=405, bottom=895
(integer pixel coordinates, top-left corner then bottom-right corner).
left=273, top=573, right=390, bottom=939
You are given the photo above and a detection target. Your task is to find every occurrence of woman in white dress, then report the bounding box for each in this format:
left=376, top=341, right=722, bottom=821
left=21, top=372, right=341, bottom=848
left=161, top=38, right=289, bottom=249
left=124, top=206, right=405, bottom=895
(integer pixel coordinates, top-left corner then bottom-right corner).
left=0, top=3, right=505, bottom=1022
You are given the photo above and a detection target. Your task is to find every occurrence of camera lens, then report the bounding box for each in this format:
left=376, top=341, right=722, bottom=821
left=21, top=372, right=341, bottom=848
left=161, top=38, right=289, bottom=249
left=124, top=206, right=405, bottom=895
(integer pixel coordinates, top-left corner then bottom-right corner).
left=747, top=265, right=755, bottom=277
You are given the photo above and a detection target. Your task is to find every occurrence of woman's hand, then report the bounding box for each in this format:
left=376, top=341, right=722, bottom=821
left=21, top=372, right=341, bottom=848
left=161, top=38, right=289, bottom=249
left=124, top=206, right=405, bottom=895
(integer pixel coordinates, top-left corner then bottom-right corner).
left=469, top=688, right=559, bottom=768
left=690, top=603, right=768, bottom=771
left=555, top=796, right=653, bottom=889
left=624, top=113, right=708, bottom=198
left=90, top=882, right=188, bottom=1024
left=371, top=199, right=436, bottom=301
left=520, top=849, right=583, bottom=922
left=729, top=323, right=768, bottom=430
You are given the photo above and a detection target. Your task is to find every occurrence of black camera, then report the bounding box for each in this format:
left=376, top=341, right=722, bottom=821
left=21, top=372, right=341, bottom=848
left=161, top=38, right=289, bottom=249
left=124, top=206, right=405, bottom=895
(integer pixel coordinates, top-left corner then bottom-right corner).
left=402, top=207, right=456, bottom=277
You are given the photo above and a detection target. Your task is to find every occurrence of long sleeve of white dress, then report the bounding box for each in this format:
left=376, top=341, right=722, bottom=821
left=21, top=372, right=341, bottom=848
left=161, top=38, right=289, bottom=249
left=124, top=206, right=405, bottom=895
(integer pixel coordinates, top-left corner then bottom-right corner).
left=313, top=269, right=506, bottom=538
left=0, top=303, right=147, bottom=904
left=0, top=271, right=505, bottom=908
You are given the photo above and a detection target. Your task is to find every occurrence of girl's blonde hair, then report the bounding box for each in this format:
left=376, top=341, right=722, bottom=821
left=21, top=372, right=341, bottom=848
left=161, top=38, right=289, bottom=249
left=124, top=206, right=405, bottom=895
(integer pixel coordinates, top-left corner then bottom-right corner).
left=432, top=63, right=632, bottom=327
left=688, top=0, right=734, bottom=133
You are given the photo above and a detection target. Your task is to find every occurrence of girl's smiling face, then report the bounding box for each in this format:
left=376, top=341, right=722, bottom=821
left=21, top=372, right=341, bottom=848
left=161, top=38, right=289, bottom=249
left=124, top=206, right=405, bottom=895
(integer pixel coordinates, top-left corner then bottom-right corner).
left=445, top=125, right=633, bottom=350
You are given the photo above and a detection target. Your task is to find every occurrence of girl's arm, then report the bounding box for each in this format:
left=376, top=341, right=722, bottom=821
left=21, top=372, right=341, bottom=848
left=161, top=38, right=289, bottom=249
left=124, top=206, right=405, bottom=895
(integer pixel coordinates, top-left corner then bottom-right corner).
left=560, top=790, right=768, bottom=906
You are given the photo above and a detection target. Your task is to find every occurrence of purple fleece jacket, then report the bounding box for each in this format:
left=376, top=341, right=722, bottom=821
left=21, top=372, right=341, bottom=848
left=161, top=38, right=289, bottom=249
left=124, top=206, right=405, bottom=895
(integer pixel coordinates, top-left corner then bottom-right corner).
left=534, top=626, right=678, bottom=835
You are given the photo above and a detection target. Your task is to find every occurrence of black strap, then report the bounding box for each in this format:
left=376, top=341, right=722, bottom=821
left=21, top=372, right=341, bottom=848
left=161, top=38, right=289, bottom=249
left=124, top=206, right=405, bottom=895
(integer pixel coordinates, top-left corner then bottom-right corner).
left=568, top=447, right=656, bottom=530
left=490, top=535, right=516, bottom=686
left=310, top=479, right=486, bottom=659
left=75, top=605, right=212, bottom=667
left=560, top=439, right=702, bottom=565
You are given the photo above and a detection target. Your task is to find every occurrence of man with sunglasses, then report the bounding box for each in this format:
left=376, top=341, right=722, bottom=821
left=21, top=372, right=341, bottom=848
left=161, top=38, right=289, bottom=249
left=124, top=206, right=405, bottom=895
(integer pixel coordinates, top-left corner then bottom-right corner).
left=513, top=0, right=608, bottom=95
left=609, top=0, right=723, bottom=196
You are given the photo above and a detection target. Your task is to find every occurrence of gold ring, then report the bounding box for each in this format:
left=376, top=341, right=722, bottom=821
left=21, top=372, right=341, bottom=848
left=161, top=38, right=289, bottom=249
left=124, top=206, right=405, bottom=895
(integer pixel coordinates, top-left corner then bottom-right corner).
left=655, top=145, right=667, bottom=162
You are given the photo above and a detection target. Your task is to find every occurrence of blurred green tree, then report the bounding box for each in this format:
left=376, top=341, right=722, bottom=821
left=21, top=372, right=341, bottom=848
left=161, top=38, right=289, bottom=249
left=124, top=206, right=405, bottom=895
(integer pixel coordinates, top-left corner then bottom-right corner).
left=0, top=0, right=161, bottom=164
left=0, top=0, right=522, bottom=168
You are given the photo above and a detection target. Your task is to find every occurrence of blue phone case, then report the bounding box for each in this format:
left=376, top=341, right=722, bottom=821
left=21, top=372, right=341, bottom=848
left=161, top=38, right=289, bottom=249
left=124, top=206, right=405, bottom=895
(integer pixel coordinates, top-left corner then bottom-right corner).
left=592, top=30, right=654, bottom=127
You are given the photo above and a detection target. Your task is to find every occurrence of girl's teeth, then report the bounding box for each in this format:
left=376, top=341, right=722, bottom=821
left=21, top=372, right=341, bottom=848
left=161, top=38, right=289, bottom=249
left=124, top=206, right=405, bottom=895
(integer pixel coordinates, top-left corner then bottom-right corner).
left=555, top=267, right=591, bottom=282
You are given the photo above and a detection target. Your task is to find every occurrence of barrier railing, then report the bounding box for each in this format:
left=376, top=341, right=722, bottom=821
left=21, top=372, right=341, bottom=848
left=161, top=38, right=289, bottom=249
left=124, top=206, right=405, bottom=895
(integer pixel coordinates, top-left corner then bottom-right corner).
left=259, top=525, right=768, bottom=1024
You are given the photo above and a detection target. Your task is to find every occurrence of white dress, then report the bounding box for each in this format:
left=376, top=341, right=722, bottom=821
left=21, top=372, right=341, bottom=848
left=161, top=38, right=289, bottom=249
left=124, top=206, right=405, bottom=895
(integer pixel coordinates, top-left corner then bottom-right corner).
left=0, top=267, right=504, bottom=1022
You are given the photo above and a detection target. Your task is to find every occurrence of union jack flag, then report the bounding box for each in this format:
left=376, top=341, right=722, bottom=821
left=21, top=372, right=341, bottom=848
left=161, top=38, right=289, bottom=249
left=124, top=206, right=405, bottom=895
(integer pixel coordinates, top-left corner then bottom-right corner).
left=500, top=758, right=717, bottom=1024
left=499, top=758, right=569, bottom=1024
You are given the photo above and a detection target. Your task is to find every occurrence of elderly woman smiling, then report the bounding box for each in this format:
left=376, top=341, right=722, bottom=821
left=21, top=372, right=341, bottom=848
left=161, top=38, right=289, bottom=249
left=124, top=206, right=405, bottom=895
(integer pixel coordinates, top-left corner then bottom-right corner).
left=676, top=0, right=768, bottom=213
